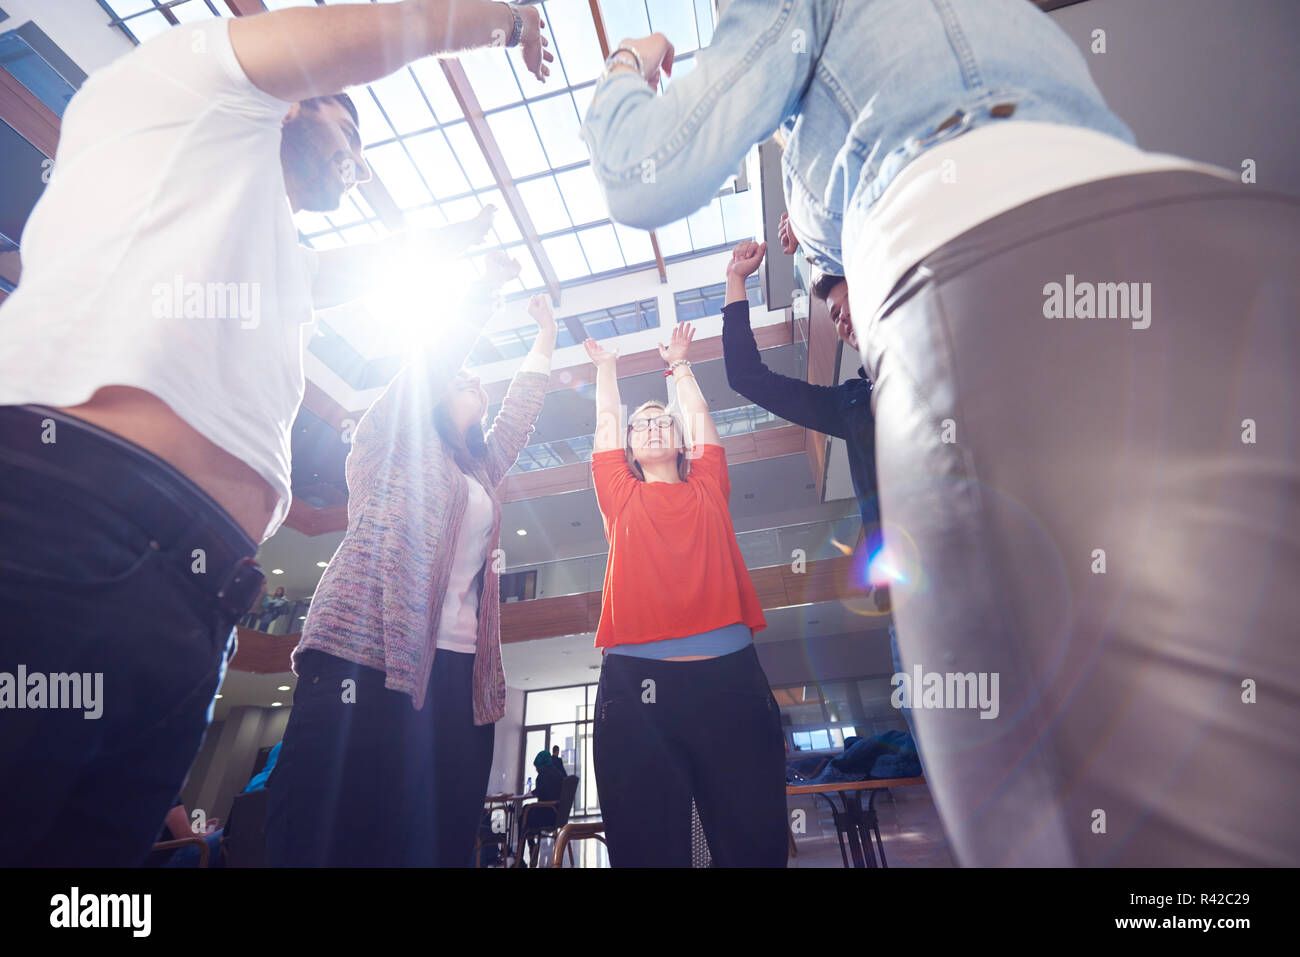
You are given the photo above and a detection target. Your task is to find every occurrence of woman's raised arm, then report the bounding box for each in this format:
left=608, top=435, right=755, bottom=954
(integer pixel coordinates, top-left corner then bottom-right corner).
left=584, top=339, right=622, bottom=453
left=662, top=323, right=720, bottom=448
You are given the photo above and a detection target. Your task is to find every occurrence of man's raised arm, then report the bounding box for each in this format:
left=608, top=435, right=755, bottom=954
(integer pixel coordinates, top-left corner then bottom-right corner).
left=228, top=0, right=551, bottom=102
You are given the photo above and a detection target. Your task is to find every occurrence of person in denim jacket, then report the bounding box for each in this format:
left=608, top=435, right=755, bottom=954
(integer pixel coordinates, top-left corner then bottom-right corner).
left=581, top=0, right=1300, bottom=866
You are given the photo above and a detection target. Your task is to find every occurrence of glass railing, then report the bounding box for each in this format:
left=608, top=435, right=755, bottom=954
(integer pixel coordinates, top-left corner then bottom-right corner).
left=507, top=403, right=790, bottom=474
left=238, top=596, right=311, bottom=635
left=500, top=515, right=863, bottom=602
left=246, top=519, right=863, bottom=626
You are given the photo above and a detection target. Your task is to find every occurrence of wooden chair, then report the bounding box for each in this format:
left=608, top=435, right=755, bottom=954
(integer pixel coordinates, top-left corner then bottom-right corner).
left=144, top=835, right=212, bottom=867
left=516, top=775, right=579, bottom=868
left=222, top=788, right=269, bottom=867
left=550, top=821, right=607, bottom=868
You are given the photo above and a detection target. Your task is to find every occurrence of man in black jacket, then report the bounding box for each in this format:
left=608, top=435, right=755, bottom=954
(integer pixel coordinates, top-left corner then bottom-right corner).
left=720, top=235, right=918, bottom=756
left=721, top=237, right=878, bottom=534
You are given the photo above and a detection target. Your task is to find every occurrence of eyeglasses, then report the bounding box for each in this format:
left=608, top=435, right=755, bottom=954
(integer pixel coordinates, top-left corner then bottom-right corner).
left=629, top=415, right=675, bottom=432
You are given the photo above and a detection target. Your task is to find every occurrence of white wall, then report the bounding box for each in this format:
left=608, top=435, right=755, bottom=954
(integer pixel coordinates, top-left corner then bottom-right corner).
left=189, top=704, right=287, bottom=823
left=488, top=687, right=526, bottom=795
left=1052, top=0, right=1300, bottom=196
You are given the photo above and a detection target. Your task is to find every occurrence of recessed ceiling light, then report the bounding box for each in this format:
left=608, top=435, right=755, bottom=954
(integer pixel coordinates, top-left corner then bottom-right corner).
left=214, top=694, right=223, bottom=700
left=271, top=568, right=284, bottom=575
left=316, top=561, right=328, bottom=568
left=297, top=616, right=306, bottom=620
left=516, top=528, right=527, bottom=536
left=271, top=702, right=283, bottom=707
left=277, top=685, right=290, bottom=691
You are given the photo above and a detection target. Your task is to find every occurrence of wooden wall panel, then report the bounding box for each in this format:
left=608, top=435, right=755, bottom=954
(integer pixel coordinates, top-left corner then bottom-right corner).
left=229, top=627, right=301, bottom=674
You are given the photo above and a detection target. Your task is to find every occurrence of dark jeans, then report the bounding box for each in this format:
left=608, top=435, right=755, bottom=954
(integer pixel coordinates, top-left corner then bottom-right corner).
left=593, top=644, right=787, bottom=867
left=0, top=405, right=255, bottom=866
left=265, top=648, right=494, bottom=867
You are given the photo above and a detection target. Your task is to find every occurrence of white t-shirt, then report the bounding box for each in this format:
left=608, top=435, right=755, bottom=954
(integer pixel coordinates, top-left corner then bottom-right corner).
left=0, top=19, right=316, bottom=540
left=847, top=121, right=1237, bottom=346
left=435, top=349, right=550, bottom=654
left=436, top=474, right=495, bottom=654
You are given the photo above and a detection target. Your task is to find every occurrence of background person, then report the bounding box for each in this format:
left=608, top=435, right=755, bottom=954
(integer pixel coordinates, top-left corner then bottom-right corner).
left=257, top=586, right=292, bottom=633
left=720, top=238, right=919, bottom=760
left=266, top=256, right=557, bottom=867
left=583, top=325, right=785, bottom=868
left=522, top=750, right=565, bottom=867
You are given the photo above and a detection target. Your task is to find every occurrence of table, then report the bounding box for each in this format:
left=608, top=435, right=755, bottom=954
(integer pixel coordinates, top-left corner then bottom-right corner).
left=482, top=793, right=535, bottom=867
left=785, top=776, right=927, bottom=868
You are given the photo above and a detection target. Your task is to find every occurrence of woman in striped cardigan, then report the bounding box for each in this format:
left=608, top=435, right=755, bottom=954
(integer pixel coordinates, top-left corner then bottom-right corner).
left=266, top=252, right=555, bottom=866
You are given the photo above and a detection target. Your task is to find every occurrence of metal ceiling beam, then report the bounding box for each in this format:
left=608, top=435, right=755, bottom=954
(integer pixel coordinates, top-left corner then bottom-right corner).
left=439, top=58, right=564, bottom=308
left=222, top=0, right=267, bottom=17
left=588, top=0, right=668, bottom=284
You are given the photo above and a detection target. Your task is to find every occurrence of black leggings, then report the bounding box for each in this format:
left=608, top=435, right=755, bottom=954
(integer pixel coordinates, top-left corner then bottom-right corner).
left=265, top=648, right=494, bottom=867
left=593, top=645, right=787, bottom=867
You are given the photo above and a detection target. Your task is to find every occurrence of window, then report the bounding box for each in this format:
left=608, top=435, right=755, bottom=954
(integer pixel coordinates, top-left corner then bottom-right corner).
left=523, top=685, right=589, bottom=726
left=776, top=676, right=905, bottom=751
left=468, top=297, right=658, bottom=366
left=674, top=272, right=762, bottom=323
left=499, top=569, right=536, bottom=603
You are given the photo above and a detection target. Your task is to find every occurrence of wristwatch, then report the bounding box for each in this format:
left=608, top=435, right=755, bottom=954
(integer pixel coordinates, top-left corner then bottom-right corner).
left=603, top=46, right=644, bottom=81
left=502, top=3, right=523, bottom=48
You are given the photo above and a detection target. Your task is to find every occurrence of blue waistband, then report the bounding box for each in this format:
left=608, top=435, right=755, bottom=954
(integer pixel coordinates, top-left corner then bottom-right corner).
left=605, top=622, right=752, bottom=659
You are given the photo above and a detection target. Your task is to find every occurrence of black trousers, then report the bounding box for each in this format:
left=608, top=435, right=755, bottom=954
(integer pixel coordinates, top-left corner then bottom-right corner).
left=593, top=645, right=787, bottom=867
left=0, top=405, right=255, bottom=866
left=265, top=648, right=494, bottom=867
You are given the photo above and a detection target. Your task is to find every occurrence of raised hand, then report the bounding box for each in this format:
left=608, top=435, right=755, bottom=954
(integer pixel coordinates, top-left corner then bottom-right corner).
left=527, top=293, right=556, bottom=334
left=518, top=5, right=554, bottom=82
left=658, top=322, right=695, bottom=365
left=470, top=203, right=497, bottom=240
left=584, top=337, right=618, bottom=370
left=481, top=249, right=521, bottom=288
left=778, top=212, right=798, bottom=255
left=451, top=203, right=496, bottom=249
left=618, top=32, right=674, bottom=88
left=728, top=240, right=766, bottom=280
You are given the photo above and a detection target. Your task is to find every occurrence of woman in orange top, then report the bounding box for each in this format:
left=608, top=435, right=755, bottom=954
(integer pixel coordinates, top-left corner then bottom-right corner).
left=582, top=323, right=786, bottom=867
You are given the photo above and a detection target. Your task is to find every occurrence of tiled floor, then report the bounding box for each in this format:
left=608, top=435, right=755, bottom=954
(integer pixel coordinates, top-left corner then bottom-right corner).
left=540, top=783, right=954, bottom=868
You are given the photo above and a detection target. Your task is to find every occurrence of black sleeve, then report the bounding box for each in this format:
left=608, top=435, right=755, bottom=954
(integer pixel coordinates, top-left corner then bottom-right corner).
left=721, top=300, right=851, bottom=440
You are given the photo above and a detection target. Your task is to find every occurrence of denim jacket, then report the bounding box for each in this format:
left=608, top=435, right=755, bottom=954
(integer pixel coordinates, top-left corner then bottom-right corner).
left=580, top=0, right=1133, bottom=276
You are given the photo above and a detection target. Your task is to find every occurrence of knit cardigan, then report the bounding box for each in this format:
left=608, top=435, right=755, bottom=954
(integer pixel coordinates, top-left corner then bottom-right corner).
left=294, top=292, right=548, bottom=723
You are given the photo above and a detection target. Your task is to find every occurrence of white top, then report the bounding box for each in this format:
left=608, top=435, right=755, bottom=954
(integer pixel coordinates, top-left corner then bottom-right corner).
left=436, top=474, right=495, bottom=654
left=0, top=19, right=315, bottom=541
left=846, top=121, right=1237, bottom=346
left=435, top=348, right=551, bottom=654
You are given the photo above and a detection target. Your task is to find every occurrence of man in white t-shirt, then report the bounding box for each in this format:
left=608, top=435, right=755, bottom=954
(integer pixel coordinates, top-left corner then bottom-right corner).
left=0, top=0, right=552, bottom=867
